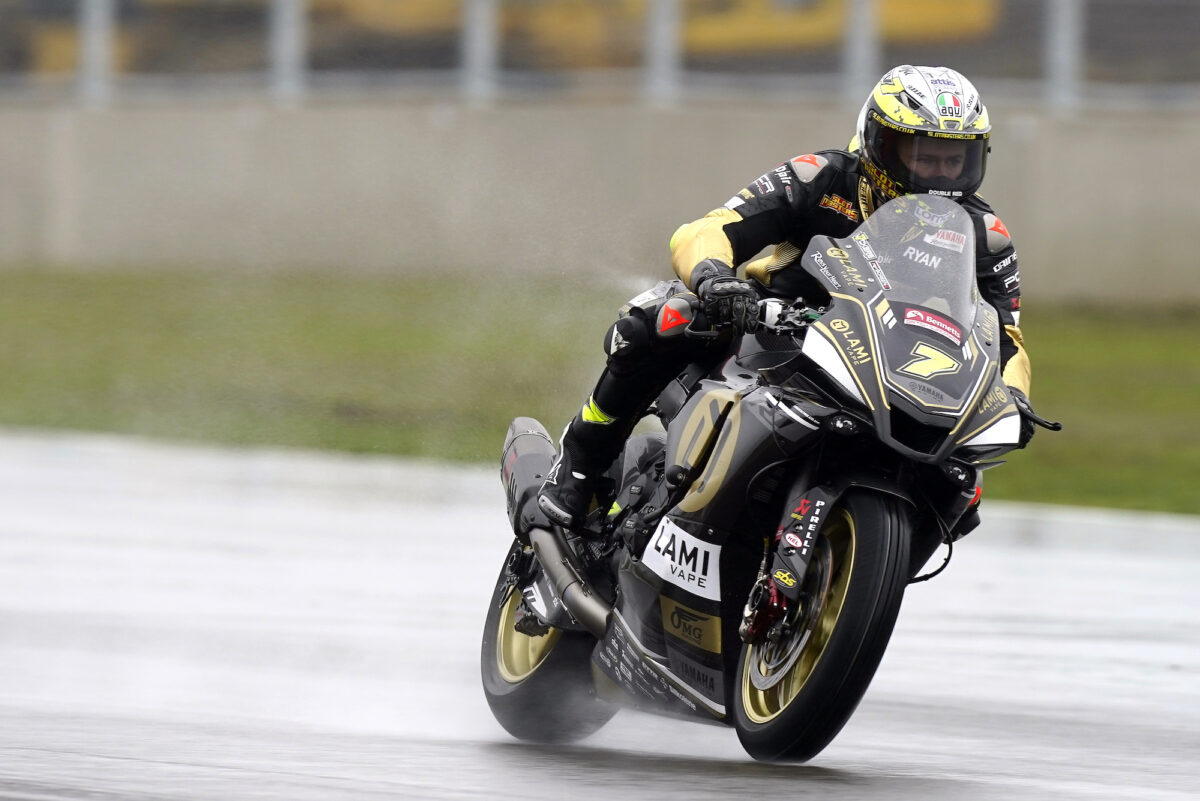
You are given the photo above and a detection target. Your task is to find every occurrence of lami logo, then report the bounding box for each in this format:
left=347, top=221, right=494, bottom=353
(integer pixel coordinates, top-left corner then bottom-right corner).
left=641, top=518, right=722, bottom=601
left=976, top=385, right=1010, bottom=416
left=826, top=318, right=872, bottom=366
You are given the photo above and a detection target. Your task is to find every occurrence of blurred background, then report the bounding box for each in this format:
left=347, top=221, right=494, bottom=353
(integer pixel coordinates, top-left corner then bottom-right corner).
left=0, top=0, right=1196, bottom=513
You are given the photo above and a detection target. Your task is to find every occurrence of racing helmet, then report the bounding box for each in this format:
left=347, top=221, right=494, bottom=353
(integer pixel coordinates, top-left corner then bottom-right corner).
left=856, top=65, right=991, bottom=205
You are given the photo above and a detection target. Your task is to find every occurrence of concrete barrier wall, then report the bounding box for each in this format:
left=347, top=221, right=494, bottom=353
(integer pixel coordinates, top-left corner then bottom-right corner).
left=1, top=100, right=1195, bottom=303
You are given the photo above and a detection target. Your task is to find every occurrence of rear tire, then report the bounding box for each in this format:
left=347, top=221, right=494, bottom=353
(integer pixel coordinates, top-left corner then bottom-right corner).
left=480, top=541, right=617, bottom=743
left=734, top=490, right=910, bottom=762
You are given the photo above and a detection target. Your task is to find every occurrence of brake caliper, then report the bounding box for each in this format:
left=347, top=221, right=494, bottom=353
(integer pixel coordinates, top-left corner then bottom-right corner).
left=738, top=574, right=788, bottom=644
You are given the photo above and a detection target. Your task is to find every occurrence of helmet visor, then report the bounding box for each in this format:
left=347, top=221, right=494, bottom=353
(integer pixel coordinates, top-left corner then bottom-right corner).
left=869, top=126, right=988, bottom=198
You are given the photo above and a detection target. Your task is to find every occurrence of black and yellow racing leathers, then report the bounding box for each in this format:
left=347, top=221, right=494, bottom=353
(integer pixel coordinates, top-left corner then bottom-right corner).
left=537, top=147, right=1031, bottom=529
left=669, top=148, right=1029, bottom=394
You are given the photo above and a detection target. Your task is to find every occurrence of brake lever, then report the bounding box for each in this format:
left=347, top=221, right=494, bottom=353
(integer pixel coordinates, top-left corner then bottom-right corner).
left=1028, top=410, right=1063, bottom=432
left=1012, top=389, right=1063, bottom=432
left=683, top=321, right=721, bottom=341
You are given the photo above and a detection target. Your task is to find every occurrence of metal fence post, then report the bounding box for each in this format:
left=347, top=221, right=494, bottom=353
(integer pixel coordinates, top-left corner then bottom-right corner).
left=462, top=0, right=499, bottom=105
left=843, top=0, right=880, bottom=106
left=79, top=0, right=116, bottom=107
left=644, top=0, right=683, bottom=106
left=270, top=0, right=308, bottom=105
left=1046, top=0, right=1084, bottom=113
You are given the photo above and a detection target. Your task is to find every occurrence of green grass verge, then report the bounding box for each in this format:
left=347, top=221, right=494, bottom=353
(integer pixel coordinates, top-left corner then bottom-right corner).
left=1, top=268, right=1195, bottom=515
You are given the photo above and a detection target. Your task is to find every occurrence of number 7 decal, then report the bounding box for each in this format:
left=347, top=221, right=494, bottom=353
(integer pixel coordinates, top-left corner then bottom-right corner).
left=899, top=342, right=961, bottom=379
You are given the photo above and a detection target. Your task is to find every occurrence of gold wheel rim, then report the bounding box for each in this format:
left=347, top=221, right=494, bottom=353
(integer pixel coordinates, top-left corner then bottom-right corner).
left=495, top=587, right=562, bottom=683
left=741, top=508, right=857, bottom=723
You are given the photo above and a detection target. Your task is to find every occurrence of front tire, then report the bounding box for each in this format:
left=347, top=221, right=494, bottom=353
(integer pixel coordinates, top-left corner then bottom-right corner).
left=734, top=490, right=910, bottom=762
left=480, top=541, right=617, bottom=743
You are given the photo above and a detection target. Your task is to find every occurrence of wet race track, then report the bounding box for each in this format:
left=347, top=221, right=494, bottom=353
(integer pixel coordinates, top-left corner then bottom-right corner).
left=1, top=431, right=1198, bottom=800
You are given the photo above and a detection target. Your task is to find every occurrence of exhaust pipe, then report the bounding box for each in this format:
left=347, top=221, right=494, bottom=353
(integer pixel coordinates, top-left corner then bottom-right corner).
left=501, top=417, right=612, bottom=639
left=528, top=526, right=612, bottom=639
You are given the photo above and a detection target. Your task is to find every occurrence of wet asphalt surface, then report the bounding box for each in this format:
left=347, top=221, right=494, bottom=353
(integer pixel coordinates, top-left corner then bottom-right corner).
left=0, top=431, right=1197, bottom=800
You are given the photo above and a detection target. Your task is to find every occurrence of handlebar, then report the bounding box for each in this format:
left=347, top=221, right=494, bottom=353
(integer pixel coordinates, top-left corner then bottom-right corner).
left=758, top=298, right=825, bottom=333
left=683, top=298, right=822, bottom=340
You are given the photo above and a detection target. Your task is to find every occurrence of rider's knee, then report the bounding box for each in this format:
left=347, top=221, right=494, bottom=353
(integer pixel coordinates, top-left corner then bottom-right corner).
left=603, top=315, right=651, bottom=364
left=604, top=282, right=706, bottom=372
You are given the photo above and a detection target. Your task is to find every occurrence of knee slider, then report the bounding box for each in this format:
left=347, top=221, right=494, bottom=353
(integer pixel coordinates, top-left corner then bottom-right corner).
left=603, top=315, right=651, bottom=362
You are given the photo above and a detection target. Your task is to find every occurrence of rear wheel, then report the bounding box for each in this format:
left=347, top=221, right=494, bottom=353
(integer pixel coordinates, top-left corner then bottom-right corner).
left=734, top=490, right=910, bottom=762
left=480, top=541, right=616, bottom=743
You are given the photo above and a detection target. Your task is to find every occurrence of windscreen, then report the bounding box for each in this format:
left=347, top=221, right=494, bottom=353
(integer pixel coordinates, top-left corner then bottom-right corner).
left=849, top=195, right=978, bottom=332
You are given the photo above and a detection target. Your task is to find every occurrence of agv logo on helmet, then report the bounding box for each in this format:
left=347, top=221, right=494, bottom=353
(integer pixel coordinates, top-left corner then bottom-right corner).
left=936, top=92, right=963, bottom=119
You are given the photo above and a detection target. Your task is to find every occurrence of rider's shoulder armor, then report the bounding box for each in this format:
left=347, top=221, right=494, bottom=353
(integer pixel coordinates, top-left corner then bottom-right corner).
left=961, top=195, right=1014, bottom=256
left=961, top=195, right=1021, bottom=334
left=726, top=149, right=856, bottom=213
left=981, top=212, right=1013, bottom=255
left=787, top=153, right=830, bottom=183
left=789, top=149, right=860, bottom=185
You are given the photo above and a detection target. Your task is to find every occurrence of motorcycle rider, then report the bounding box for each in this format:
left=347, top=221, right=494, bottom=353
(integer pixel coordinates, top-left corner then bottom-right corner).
left=538, top=65, right=1035, bottom=530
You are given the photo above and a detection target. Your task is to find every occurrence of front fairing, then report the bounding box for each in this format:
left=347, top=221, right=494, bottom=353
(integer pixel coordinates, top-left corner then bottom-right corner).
left=790, top=195, right=1021, bottom=462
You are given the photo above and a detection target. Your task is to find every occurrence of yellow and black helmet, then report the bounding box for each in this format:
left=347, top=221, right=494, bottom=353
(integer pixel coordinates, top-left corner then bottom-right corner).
left=856, top=65, right=991, bottom=205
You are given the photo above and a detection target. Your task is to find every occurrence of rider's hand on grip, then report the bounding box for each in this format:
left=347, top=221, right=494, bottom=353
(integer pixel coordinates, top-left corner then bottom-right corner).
left=1009, top=387, right=1062, bottom=448
left=698, top=276, right=759, bottom=336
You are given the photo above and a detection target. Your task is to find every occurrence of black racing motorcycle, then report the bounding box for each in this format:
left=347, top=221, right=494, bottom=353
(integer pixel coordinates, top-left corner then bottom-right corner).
left=481, top=194, right=1059, bottom=762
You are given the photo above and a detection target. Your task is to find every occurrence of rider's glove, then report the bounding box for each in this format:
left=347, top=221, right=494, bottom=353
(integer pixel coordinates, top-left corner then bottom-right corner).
left=697, top=275, right=759, bottom=336
left=1009, top=387, right=1062, bottom=448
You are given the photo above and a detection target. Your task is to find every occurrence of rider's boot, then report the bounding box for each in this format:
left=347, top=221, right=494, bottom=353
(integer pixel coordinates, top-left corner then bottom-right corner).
left=537, top=394, right=627, bottom=531
left=538, top=331, right=700, bottom=530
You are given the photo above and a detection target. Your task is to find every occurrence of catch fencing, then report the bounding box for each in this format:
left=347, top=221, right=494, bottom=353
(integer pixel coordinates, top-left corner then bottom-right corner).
left=2, top=1, right=1199, bottom=112
left=2, top=1, right=1198, bottom=299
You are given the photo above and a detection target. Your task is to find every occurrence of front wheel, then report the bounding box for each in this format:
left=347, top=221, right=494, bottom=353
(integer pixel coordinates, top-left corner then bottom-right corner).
left=480, top=540, right=616, bottom=743
left=734, top=489, right=911, bottom=762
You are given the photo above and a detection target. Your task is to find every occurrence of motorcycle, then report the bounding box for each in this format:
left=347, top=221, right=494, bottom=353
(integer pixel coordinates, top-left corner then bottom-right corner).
left=480, top=194, right=1060, bottom=761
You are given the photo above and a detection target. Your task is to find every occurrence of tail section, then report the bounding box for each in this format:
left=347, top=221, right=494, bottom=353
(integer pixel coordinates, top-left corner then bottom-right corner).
left=500, top=417, right=556, bottom=542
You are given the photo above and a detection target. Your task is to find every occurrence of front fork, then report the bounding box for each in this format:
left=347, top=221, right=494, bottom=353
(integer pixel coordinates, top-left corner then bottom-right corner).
left=738, top=485, right=839, bottom=644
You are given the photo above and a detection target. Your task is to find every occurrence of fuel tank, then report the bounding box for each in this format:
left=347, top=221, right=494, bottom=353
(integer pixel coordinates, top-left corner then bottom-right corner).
left=664, top=379, right=825, bottom=531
